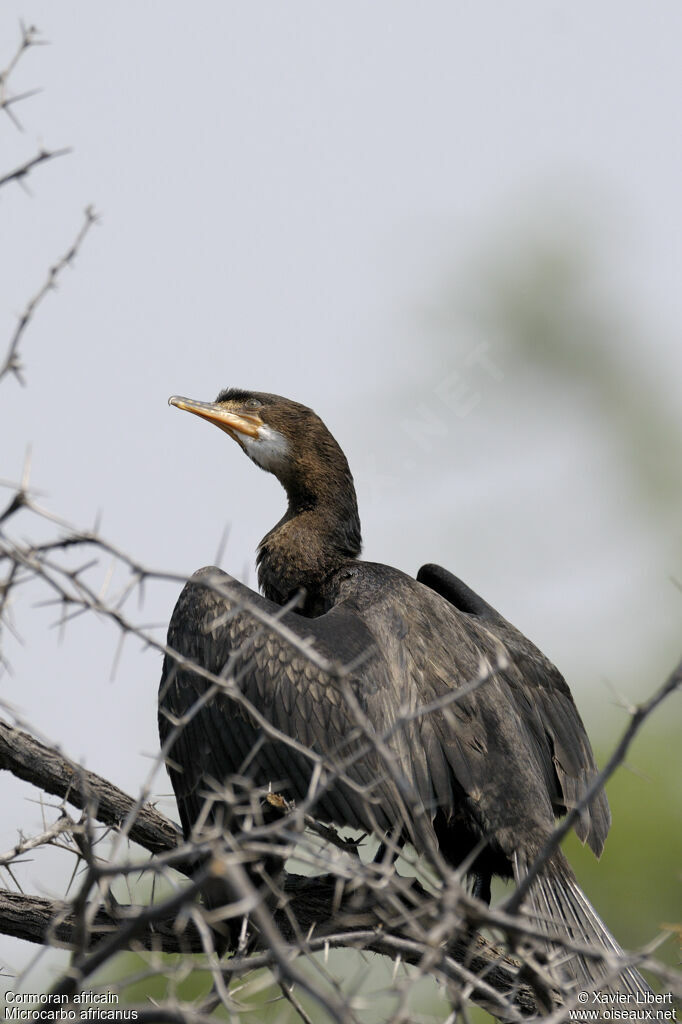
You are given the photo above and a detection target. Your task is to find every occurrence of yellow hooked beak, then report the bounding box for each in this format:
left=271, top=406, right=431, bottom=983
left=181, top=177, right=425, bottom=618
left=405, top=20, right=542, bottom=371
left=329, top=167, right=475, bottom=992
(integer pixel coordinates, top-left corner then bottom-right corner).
left=168, top=395, right=263, bottom=440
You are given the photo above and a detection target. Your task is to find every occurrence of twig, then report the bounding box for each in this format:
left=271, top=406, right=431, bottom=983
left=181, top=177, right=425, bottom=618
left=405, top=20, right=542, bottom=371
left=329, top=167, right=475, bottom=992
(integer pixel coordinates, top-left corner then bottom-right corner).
left=0, top=720, right=179, bottom=855
left=0, top=22, right=45, bottom=131
left=0, top=206, right=98, bottom=385
left=0, top=146, right=71, bottom=192
left=0, top=813, right=74, bottom=867
left=0, top=880, right=538, bottom=1018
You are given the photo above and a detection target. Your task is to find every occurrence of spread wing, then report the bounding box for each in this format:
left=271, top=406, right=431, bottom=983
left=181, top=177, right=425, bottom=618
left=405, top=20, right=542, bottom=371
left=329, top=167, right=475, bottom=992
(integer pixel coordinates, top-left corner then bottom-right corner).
left=159, top=566, right=436, bottom=848
left=160, top=560, right=610, bottom=870
left=417, top=563, right=611, bottom=857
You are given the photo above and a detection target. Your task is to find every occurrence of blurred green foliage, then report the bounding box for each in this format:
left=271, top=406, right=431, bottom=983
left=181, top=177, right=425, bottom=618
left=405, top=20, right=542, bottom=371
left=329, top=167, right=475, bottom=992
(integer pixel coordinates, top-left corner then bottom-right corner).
left=466, top=222, right=682, bottom=518
left=568, top=718, right=681, bottom=960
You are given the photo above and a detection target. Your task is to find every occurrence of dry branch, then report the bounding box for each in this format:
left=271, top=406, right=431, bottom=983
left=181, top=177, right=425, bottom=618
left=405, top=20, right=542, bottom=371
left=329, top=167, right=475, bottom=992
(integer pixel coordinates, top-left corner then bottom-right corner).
left=0, top=206, right=98, bottom=385
left=0, top=22, right=45, bottom=130
left=0, top=146, right=71, bottom=191
left=0, top=878, right=538, bottom=1020
left=0, top=720, right=178, bottom=855
left=0, top=719, right=542, bottom=1019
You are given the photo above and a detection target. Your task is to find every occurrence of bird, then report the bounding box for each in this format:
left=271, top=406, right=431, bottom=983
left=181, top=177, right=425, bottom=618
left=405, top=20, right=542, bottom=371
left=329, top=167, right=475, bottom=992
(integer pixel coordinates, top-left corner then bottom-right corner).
left=160, top=386, right=650, bottom=997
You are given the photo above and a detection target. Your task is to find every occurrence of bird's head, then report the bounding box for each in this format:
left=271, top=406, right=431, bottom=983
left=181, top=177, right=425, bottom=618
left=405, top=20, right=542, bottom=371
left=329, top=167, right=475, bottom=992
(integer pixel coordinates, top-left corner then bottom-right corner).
left=168, top=388, right=357, bottom=514
left=169, top=389, right=295, bottom=474
left=170, top=387, right=363, bottom=601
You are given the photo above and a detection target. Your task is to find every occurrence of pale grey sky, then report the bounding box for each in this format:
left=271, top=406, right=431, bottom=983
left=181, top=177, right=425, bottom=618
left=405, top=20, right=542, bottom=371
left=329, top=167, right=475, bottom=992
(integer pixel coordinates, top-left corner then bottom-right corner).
left=1, top=2, right=680, bottom=991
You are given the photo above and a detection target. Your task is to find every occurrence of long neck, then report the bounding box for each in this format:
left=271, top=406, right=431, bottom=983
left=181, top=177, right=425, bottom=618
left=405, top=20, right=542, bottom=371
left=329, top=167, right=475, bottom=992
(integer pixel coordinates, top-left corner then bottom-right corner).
left=256, top=460, right=362, bottom=613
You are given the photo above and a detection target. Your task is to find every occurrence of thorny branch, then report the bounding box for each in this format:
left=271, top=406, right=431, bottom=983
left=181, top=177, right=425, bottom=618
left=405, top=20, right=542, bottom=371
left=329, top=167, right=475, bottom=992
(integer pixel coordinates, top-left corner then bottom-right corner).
left=0, top=22, right=45, bottom=130
left=1, top=23, right=97, bottom=387
left=0, top=717, right=541, bottom=1019
left=0, top=25, right=68, bottom=190
left=0, top=146, right=71, bottom=192
left=0, top=206, right=98, bottom=385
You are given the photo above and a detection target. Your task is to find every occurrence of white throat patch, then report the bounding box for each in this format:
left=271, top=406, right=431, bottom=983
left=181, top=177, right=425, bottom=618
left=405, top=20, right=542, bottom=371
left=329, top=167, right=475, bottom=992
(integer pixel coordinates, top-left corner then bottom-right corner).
left=241, top=424, right=289, bottom=472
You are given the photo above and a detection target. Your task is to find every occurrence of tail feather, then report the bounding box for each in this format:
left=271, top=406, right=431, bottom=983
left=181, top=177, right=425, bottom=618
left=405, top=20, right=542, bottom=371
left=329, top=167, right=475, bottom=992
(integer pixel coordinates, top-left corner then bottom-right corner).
left=517, top=853, right=652, bottom=1000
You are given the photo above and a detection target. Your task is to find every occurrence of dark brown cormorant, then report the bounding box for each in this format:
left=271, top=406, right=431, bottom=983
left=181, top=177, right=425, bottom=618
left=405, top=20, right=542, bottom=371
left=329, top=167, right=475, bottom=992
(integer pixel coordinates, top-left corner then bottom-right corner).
left=160, top=387, right=649, bottom=996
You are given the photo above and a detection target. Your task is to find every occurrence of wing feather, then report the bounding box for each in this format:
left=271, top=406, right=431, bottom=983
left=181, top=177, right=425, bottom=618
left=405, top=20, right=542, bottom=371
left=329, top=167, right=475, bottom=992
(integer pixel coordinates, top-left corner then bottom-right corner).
left=160, top=559, right=611, bottom=873
left=417, top=562, right=611, bottom=856
left=160, top=567, right=413, bottom=843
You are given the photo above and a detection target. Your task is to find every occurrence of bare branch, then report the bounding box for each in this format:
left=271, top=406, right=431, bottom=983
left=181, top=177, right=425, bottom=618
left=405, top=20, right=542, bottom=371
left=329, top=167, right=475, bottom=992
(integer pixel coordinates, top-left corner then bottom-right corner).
left=0, top=146, right=71, bottom=192
left=0, top=715, right=547, bottom=1016
left=0, top=876, right=540, bottom=1020
left=0, top=22, right=46, bottom=131
left=1, top=206, right=98, bottom=385
left=0, top=812, right=74, bottom=868
left=0, top=720, right=179, bottom=855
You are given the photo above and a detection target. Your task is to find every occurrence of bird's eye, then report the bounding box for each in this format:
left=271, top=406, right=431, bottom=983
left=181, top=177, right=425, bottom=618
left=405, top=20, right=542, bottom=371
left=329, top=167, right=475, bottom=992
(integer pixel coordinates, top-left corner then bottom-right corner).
left=245, top=398, right=262, bottom=409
